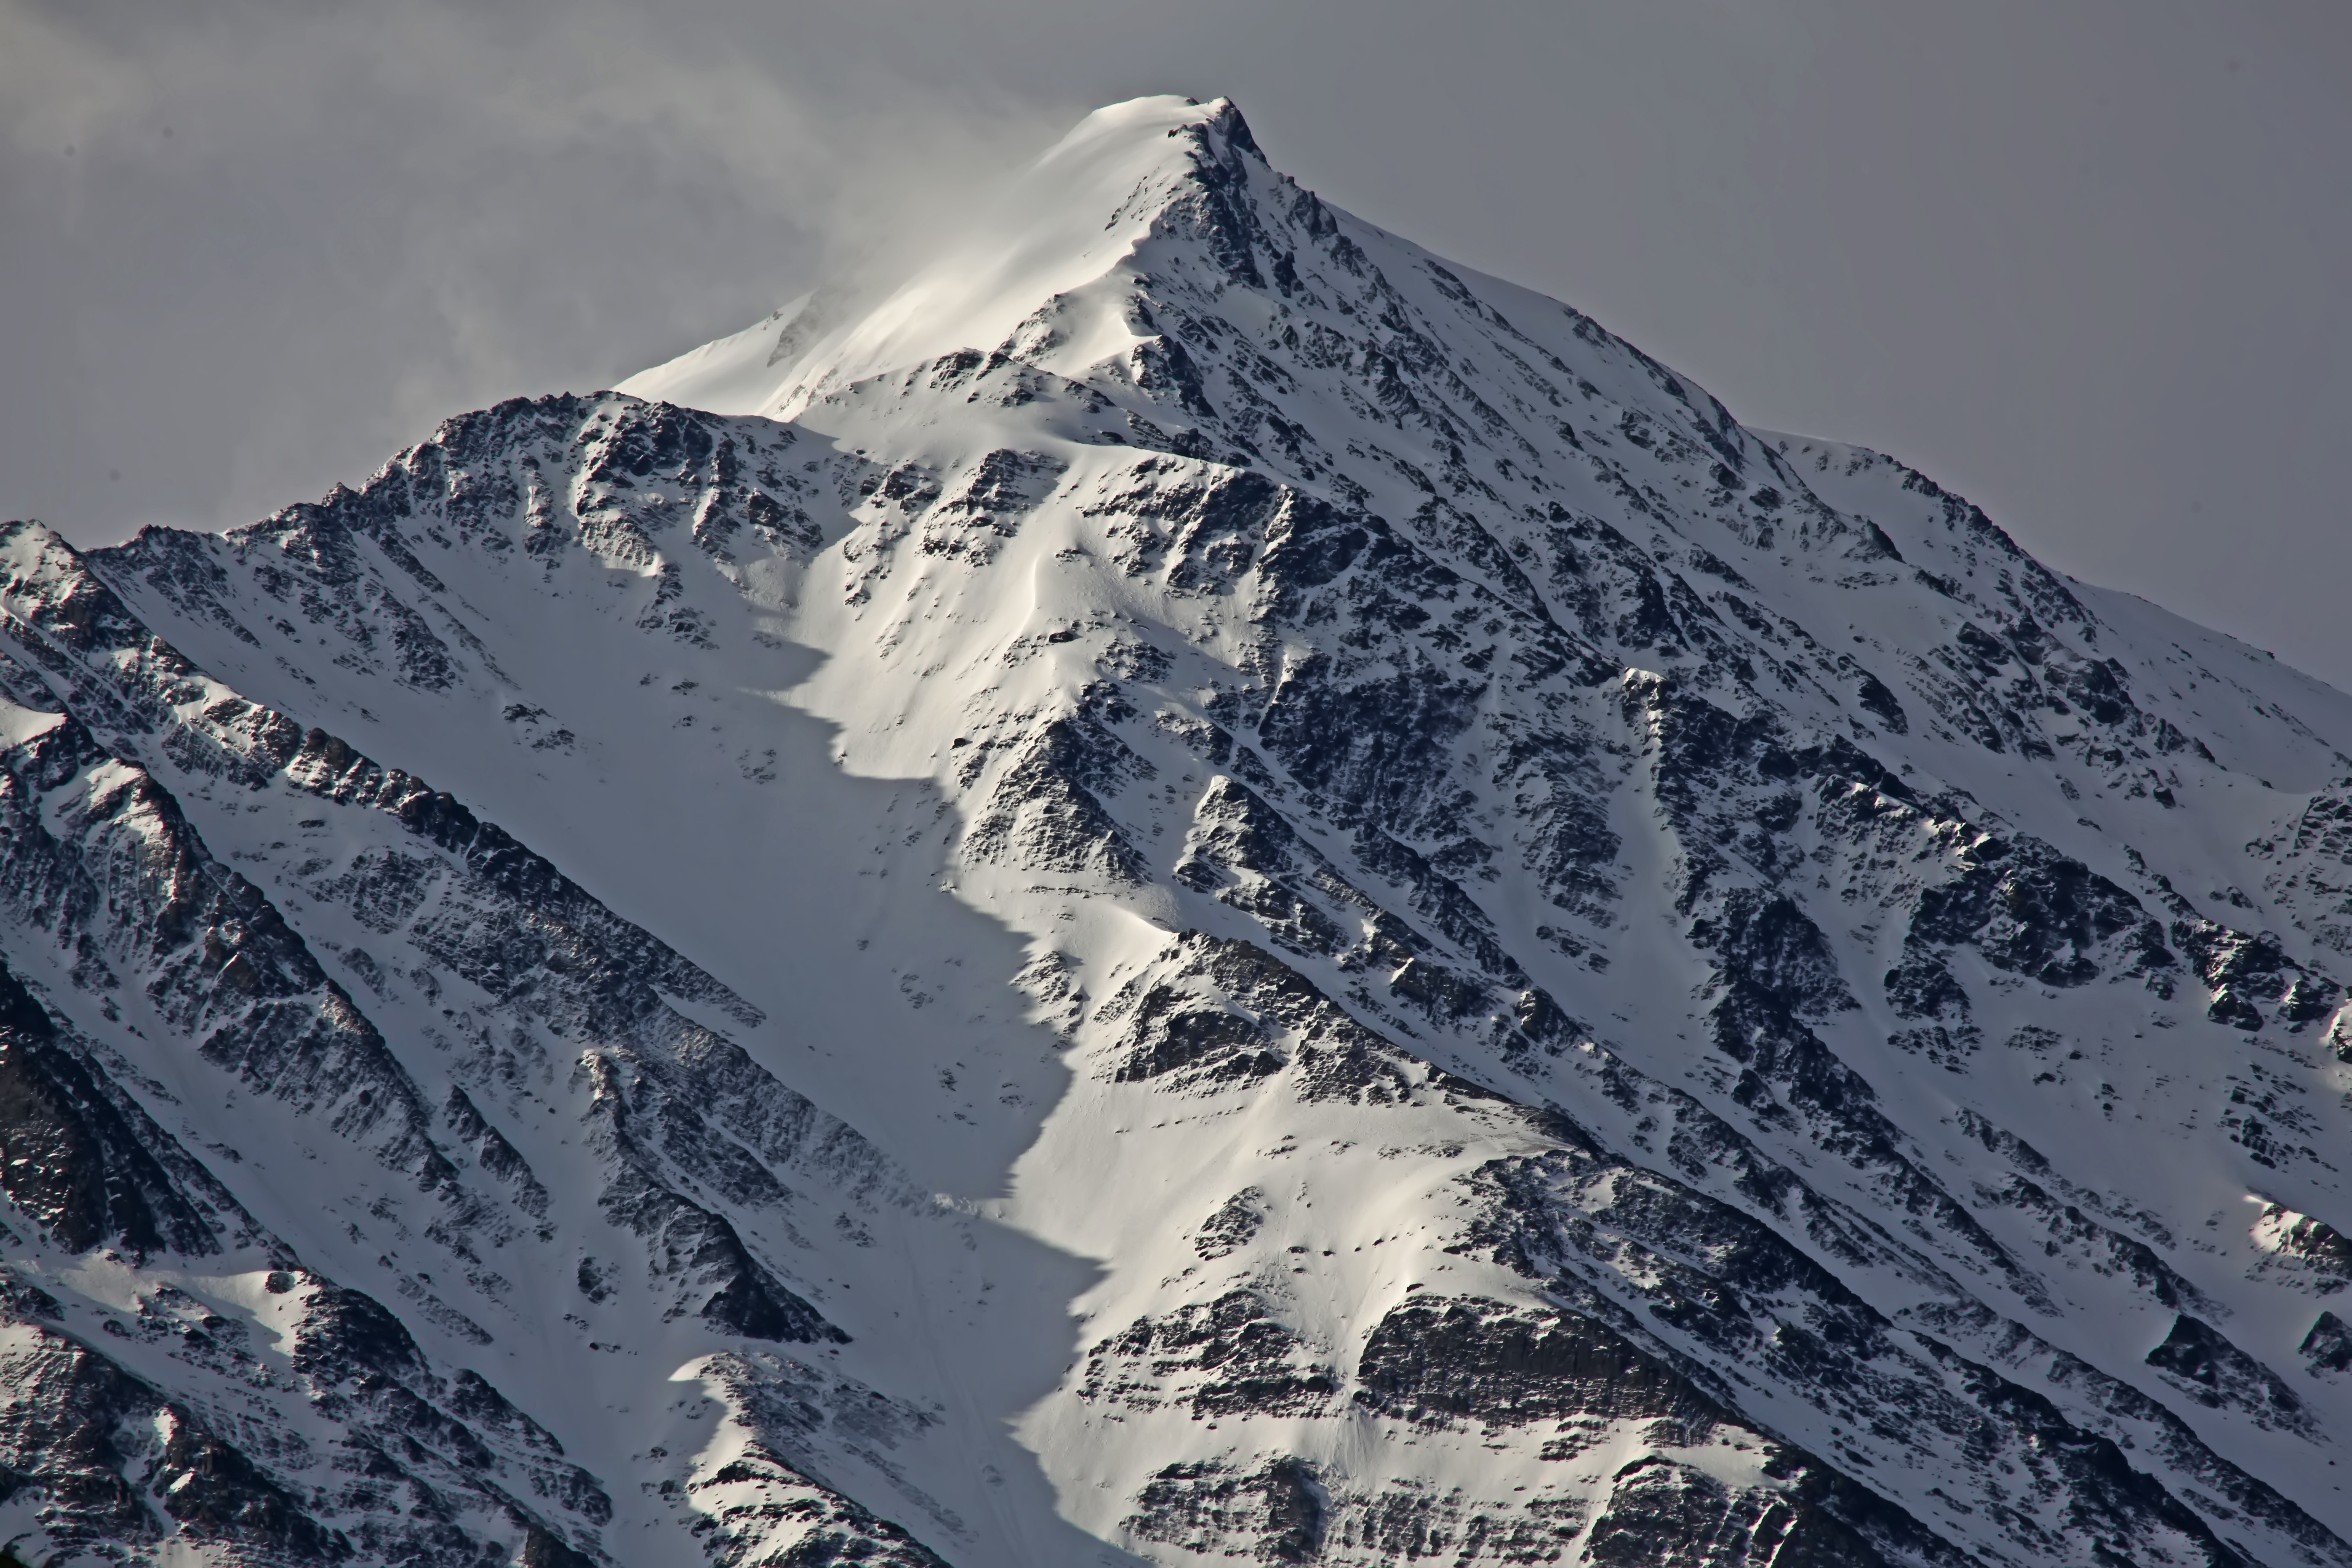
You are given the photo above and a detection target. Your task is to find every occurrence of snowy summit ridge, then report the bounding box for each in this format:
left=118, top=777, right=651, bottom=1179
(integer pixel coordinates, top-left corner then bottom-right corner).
left=3, top=95, right=2352, bottom=1568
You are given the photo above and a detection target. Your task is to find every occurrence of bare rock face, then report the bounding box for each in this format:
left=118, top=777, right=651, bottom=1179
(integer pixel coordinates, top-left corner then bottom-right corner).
left=3, top=93, right=2352, bottom=1567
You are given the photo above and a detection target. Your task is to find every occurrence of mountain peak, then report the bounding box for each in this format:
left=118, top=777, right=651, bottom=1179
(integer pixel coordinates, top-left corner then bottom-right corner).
left=1033, top=93, right=1260, bottom=169
left=622, top=93, right=1283, bottom=419
left=9, top=90, right=2352, bottom=1568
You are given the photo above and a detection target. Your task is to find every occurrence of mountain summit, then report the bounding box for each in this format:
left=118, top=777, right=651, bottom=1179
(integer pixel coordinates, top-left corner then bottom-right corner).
left=3, top=94, right=2351, bottom=1568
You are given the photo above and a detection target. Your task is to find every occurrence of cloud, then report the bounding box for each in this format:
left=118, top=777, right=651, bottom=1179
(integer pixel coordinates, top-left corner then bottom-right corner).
left=0, top=0, right=1069, bottom=540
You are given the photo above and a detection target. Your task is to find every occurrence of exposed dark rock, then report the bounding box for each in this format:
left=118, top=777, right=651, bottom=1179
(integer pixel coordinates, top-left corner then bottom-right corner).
left=1917, top=1337, right=2244, bottom=1567
left=0, top=1318, right=344, bottom=1561
left=1909, top=837, right=2172, bottom=990
left=1194, top=1187, right=1266, bottom=1260
left=1085, top=1290, right=1337, bottom=1418
left=518, top=1524, right=593, bottom=1568
left=583, top=1055, right=845, bottom=1346
left=688, top=1442, right=950, bottom=1568
left=2144, top=1314, right=2313, bottom=1434
left=964, top=714, right=1152, bottom=884
left=2301, top=1312, right=2352, bottom=1376
left=294, top=1277, right=433, bottom=1384
left=2173, top=919, right=2337, bottom=1032
left=0, top=958, right=228, bottom=1257
left=1099, top=931, right=1424, bottom=1104
left=2254, top=1202, right=2352, bottom=1286
left=1355, top=1296, right=1713, bottom=1428
left=1583, top=1456, right=1889, bottom=1568
left=0, top=98, right=2344, bottom=1568
left=1691, top=888, right=1856, bottom=1022
left=156, top=1404, right=343, bottom=1560
left=1128, top=1457, right=1328, bottom=1564
left=1113, top=997, right=1281, bottom=1086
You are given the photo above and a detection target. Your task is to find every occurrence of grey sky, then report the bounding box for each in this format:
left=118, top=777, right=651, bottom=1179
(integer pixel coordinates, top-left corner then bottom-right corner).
left=6, top=1, right=2349, bottom=685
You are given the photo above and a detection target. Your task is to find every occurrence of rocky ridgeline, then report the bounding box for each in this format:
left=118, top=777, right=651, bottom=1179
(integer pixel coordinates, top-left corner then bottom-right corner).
left=1, top=95, right=2349, bottom=1566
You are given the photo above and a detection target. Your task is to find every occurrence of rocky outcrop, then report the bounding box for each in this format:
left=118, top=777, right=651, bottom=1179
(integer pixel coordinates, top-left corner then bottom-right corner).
left=4, top=92, right=2351, bottom=1568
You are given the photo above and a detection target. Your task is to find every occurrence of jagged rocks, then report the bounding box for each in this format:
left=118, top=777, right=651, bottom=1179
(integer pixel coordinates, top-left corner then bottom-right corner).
left=1083, top=1291, right=1338, bottom=1418
left=1097, top=931, right=1423, bottom=1102
left=2144, top=1315, right=2316, bottom=1436
left=1581, top=1457, right=1884, bottom=1568
left=2252, top=1202, right=2352, bottom=1289
left=1193, top=1188, right=1267, bottom=1260
left=963, top=713, right=1153, bottom=885
left=1905, top=836, right=2172, bottom=991
left=0, top=1317, right=343, bottom=1563
left=685, top=1444, right=950, bottom=1568
left=0, top=959, right=237, bottom=1257
left=1129, top=1458, right=1326, bottom=1565
left=2173, top=919, right=2344, bottom=1032
left=2304, top=1313, right=2352, bottom=1376
left=579, top=1052, right=846, bottom=1345
left=1354, top=1296, right=1710, bottom=1430
left=3, top=90, right=2352, bottom=1568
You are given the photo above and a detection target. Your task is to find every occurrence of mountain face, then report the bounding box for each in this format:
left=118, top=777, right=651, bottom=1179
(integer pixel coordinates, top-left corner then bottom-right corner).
left=5, top=96, right=2352, bottom=1568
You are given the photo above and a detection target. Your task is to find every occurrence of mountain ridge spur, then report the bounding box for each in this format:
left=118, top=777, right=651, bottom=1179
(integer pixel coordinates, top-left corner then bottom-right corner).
left=1, top=93, right=2349, bottom=1568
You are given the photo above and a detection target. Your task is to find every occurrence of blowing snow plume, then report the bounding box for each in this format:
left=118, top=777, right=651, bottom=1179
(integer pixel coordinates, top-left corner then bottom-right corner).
left=0, top=93, right=2349, bottom=1568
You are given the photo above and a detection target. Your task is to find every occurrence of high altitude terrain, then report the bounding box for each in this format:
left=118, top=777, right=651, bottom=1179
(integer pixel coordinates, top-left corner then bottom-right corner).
left=3, top=95, right=2352, bottom=1568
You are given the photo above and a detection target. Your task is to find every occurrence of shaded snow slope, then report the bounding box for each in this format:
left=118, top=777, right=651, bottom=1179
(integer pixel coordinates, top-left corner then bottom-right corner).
left=4, top=95, right=2352, bottom=1568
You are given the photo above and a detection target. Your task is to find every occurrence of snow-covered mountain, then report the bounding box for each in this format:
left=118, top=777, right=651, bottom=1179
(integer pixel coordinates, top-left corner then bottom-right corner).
left=5, top=93, right=2352, bottom=1568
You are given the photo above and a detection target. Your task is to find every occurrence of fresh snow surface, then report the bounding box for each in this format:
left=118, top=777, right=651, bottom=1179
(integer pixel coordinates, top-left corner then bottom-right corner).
left=2, top=93, right=2351, bottom=1568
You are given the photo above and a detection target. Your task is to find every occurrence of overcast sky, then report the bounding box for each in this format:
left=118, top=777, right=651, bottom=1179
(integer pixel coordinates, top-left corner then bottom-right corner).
left=6, top=0, right=2349, bottom=683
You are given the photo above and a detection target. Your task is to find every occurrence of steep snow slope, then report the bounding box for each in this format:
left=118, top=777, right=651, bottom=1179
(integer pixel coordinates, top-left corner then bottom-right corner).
left=5, top=95, right=2352, bottom=1568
